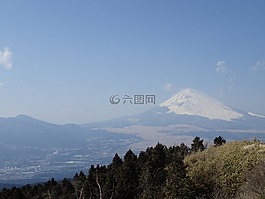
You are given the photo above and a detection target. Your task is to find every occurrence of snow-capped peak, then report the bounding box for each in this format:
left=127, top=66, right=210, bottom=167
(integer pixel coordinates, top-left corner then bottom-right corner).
left=160, top=88, right=243, bottom=121
left=248, top=112, right=265, bottom=119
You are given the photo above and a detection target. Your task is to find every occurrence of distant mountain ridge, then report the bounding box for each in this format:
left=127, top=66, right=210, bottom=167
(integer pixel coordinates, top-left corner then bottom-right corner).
left=0, top=114, right=88, bottom=148
left=0, top=114, right=139, bottom=184
left=1, top=88, right=265, bottom=183
left=83, top=89, right=265, bottom=131
left=81, top=88, right=265, bottom=152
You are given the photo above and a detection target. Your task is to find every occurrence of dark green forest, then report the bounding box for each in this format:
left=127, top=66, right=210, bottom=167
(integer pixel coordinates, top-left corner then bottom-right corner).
left=1, top=136, right=265, bottom=199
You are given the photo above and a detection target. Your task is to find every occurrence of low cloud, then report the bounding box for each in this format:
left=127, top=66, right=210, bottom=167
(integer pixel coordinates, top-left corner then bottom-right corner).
left=0, top=82, right=4, bottom=87
left=216, top=60, right=233, bottom=75
left=216, top=61, right=227, bottom=74
left=0, top=47, right=13, bottom=69
left=251, top=61, right=265, bottom=71
left=215, top=60, right=234, bottom=95
left=163, top=83, right=174, bottom=91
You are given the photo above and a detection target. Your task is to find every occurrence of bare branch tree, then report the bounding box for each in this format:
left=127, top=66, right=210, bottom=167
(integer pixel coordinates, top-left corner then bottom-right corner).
left=96, top=169, right=103, bottom=199
left=236, top=161, right=265, bottom=199
left=109, top=183, right=115, bottom=199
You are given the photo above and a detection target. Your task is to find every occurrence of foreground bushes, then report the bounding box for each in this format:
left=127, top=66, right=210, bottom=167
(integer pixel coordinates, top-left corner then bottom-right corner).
left=1, top=137, right=265, bottom=199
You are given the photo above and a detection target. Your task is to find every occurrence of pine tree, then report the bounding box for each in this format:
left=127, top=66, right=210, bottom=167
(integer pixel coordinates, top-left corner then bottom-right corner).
left=104, top=153, right=123, bottom=199
left=191, top=136, right=205, bottom=152
left=114, top=149, right=138, bottom=199
left=164, top=156, right=194, bottom=199
left=139, top=143, right=167, bottom=199
left=214, top=136, right=226, bottom=147
left=179, top=142, right=190, bottom=158
left=73, top=170, right=88, bottom=199
left=61, top=178, right=75, bottom=199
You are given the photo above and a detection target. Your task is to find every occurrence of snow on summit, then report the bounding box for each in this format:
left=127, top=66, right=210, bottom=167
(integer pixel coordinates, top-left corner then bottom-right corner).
left=160, top=88, right=243, bottom=121
left=248, top=112, right=265, bottom=119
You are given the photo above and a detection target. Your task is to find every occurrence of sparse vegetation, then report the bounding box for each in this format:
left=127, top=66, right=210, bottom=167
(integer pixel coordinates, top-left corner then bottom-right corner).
left=185, top=139, right=265, bottom=198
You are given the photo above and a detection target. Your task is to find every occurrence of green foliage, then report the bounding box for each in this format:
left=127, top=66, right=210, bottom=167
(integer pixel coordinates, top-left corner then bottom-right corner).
left=114, top=149, right=138, bottom=199
left=236, top=161, right=265, bottom=199
left=185, top=139, right=265, bottom=198
left=138, top=143, right=167, bottom=199
left=1, top=137, right=265, bottom=199
left=191, top=136, right=205, bottom=153
left=214, top=136, right=226, bottom=147
left=164, top=156, right=194, bottom=199
left=61, top=178, right=75, bottom=199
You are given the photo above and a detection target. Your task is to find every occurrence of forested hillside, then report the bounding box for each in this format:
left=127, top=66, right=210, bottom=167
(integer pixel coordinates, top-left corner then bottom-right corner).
left=1, top=137, right=265, bottom=199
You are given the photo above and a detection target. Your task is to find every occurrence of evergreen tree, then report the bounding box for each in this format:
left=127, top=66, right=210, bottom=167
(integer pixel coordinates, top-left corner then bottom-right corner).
left=114, top=149, right=138, bottom=199
left=61, top=178, right=75, bottom=199
left=73, top=170, right=88, bottom=199
left=164, top=156, right=194, bottom=199
left=191, top=136, right=205, bottom=152
left=214, top=136, right=226, bottom=147
left=85, top=165, right=98, bottom=198
left=139, top=143, right=167, bottom=199
left=112, top=153, right=123, bottom=167
left=11, top=187, right=26, bottom=199
left=166, top=143, right=190, bottom=165
left=178, top=142, right=190, bottom=158
left=43, top=178, right=60, bottom=199
left=104, top=153, right=123, bottom=199
left=50, top=183, right=62, bottom=198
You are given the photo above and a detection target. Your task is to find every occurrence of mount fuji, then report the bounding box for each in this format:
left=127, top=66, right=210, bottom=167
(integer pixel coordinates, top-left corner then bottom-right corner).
left=1, top=88, right=265, bottom=183
left=86, top=88, right=265, bottom=149
left=160, top=88, right=243, bottom=121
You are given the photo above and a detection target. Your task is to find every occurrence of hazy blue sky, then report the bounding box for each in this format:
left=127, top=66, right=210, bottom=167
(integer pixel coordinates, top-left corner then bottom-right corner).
left=0, top=1, right=265, bottom=124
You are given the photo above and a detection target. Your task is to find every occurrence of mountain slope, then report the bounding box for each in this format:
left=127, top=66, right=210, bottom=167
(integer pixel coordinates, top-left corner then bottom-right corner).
left=185, top=140, right=265, bottom=196
left=160, top=88, right=243, bottom=121
left=0, top=115, right=139, bottom=183
left=0, top=114, right=89, bottom=148
left=82, top=89, right=265, bottom=151
left=1, top=88, right=265, bottom=183
left=84, top=89, right=265, bottom=131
